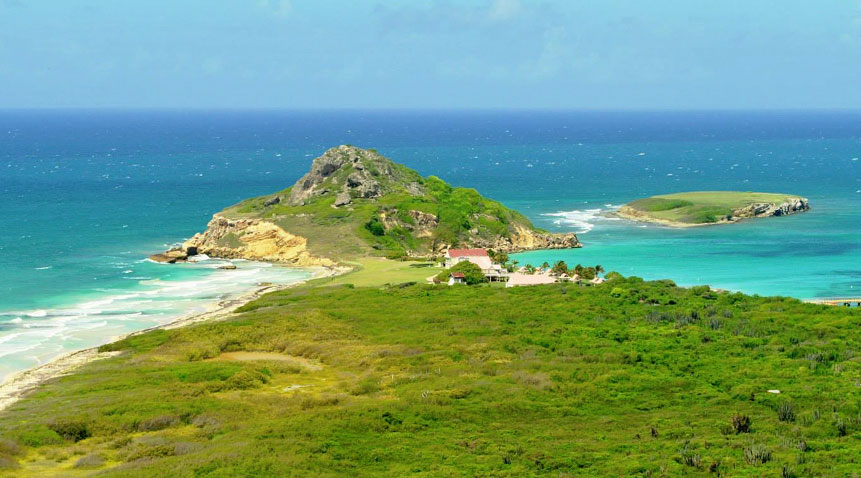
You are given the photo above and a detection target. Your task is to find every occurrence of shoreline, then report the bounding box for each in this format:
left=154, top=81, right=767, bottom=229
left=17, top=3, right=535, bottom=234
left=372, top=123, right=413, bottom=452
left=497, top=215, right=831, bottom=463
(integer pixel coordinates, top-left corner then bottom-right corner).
left=0, top=264, right=348, bottom=412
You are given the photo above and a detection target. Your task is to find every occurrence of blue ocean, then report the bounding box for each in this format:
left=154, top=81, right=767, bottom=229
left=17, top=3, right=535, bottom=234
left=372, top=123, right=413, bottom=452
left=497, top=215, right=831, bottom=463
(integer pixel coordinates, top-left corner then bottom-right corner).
left=1, top=110, right=859, bottom=380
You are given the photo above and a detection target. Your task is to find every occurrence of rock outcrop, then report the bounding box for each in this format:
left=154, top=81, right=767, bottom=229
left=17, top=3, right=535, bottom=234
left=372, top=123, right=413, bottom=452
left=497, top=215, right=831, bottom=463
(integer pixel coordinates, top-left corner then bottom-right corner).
left=467, top=224, right=581, bottom=253
left=179, top=215, right=334, bottom=267
left=287, top=145, right=424, bottom=207
left=732, top=197, right=809, bottom=218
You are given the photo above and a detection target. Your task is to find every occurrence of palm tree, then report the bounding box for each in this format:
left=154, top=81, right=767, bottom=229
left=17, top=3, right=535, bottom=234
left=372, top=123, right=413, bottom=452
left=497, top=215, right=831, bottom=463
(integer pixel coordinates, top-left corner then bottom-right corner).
left=595, top=265, right=605, bottom=277
left=541, top=261, right=550, bottom=270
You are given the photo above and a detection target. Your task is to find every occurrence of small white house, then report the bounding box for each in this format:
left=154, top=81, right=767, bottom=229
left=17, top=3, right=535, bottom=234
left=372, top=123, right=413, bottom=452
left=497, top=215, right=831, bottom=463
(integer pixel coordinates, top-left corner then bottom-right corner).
left=448, top=272, right=466, bottom=285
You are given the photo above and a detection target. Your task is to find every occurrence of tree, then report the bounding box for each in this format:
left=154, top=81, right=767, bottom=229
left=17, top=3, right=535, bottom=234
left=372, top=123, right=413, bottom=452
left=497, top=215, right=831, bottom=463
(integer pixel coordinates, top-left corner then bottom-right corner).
left=541, top=261, right=550, bottom=270
left=595, top=265, right=605, bottom=276
left=436, top=261, right=487, bottom=285
left=551, top=260, right=569, bottom=276
left=488, top=249, right=509, bottom=265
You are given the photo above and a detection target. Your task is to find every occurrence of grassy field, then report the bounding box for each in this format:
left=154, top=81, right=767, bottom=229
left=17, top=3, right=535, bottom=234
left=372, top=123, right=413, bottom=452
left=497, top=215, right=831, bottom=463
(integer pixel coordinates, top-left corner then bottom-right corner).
left=622, top=191, right=803, bottom=225
left=317, top=258, right=440, bottom=288
left=0, top=274, right=858, bottom=477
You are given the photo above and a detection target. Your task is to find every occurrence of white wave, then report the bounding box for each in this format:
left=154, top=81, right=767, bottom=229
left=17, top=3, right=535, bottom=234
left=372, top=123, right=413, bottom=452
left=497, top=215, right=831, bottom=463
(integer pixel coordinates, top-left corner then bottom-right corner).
left=543, top=204, right=624, bottom=234
left=34, top=266, right=52, bottom=270
left=26, top=310, right=47, bottom=318
left=543, top=209, right=602, bottom=233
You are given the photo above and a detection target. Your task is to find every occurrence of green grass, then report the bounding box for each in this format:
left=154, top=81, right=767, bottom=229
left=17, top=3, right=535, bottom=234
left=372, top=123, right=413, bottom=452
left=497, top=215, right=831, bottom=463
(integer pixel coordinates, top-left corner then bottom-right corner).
left=1, top=277, right=858, bottom=477
left=316, top=258, right=441, bottom=288
left=625, top=191, right=803, bottom=224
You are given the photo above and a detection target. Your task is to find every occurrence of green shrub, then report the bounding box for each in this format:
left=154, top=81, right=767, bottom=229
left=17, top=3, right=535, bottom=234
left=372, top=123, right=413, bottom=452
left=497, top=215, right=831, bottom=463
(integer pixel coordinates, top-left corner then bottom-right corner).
left=436, top=261, right=487, bottom=285
left=778, top=402, right=796, bottom=422
left=73, top=453, right=105, bottom=469
left=731, top=413, right=751, bottom=433
left=744, top=444, right=771, bottom=465
left=364, top=217, right=385, bottom=236
left=48, top=419, right=90, bottom=442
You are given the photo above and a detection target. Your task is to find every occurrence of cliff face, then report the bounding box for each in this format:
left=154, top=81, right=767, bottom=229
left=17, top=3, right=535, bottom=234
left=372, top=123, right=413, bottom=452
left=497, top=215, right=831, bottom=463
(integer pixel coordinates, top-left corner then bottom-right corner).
left=180, top=216, right=334, bottom=267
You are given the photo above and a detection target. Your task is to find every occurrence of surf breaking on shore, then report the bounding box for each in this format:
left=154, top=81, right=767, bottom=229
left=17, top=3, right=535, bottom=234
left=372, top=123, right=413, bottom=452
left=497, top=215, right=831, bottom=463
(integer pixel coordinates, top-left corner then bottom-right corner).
left=0, top=260, right=315, bottom=386
left=0, top=264, right=341, bottom=412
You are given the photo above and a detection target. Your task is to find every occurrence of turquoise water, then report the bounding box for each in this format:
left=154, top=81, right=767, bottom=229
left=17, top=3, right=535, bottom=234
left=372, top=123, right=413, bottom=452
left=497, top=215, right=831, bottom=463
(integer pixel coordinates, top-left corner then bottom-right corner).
left=1, top=110, right=859, bottom=380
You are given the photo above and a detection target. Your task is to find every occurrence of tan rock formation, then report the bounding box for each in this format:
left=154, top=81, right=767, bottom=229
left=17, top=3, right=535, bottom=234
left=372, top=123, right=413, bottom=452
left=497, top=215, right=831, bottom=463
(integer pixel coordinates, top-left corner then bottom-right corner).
left=182, top=215, right=334, bottom=267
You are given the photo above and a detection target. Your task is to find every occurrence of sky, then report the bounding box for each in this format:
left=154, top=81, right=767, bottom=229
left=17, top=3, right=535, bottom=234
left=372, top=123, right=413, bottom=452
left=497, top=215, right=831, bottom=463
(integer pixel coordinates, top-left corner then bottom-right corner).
left=1, top=0, right=861, bottom=109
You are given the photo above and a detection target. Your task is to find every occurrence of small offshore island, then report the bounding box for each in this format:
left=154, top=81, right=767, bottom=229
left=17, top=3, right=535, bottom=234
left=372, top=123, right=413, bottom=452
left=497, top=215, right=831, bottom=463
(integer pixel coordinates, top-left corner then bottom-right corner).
left=617, top=191, right=810, bottom=227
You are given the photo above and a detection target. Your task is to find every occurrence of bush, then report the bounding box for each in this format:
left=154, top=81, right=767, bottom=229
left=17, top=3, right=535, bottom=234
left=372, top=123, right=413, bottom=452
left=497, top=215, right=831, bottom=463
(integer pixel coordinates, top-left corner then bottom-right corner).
left=437, top=261, right=487, bottom=285
left=778, top=402, right=796, bottom=422
left=137, top=415, right=180, bottom=432
left=364, top=217, right=385, bottom=236
left=0, top=438, right=21, bottom=456
left=732, top=413, right=751, bottom=433
left=73, top=453, right=104, bottom=468
left=48, top=419, right=90, bottom=442
left=12, top=426, right=62, bottom=447
left=744, top=444, right=771, bottom=465
left=678, top=441, right=702, bottom=468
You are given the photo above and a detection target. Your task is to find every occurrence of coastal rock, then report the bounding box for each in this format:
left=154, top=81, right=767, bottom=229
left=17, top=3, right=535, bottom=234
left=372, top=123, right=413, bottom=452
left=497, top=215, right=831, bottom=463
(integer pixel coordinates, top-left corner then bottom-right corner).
left=149, top=249, right=187, bottom=264
left=180, top=215, right=334, bottom=267
left=218, top=264, right=237, bottom=270
left=732, top=197, right=809, bottom=219
left=263, top=196, right=281, bottom=207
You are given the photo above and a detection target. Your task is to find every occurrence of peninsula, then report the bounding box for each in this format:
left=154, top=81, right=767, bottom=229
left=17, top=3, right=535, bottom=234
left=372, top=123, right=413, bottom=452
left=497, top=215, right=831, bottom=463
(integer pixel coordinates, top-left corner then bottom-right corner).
left=150, top=145, right=580, bottom=265
left=616, top=191, right=809, bottom=227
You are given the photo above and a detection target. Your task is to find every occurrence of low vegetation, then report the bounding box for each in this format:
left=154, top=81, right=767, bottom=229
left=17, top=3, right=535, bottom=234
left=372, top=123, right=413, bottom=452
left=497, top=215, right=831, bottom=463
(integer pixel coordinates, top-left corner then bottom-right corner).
left=1, top=275, right=858, bottom=477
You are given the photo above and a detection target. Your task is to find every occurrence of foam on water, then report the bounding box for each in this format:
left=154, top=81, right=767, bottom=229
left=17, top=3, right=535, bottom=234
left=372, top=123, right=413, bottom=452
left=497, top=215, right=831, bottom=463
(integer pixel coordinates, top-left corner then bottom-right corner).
left=0, top=260, right=312, bottom=382
left=542, top=204, right=622, bottom=234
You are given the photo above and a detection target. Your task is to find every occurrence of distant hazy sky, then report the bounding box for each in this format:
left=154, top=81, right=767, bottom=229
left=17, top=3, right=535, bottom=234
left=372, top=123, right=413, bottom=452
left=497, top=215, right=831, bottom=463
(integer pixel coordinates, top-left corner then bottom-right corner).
left=2, top=0, right=861, bottom=109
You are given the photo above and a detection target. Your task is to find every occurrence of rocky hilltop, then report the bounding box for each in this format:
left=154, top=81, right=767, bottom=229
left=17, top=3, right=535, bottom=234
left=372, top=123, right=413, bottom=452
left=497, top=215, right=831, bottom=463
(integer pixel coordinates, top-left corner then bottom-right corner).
left=617, top=191, right=810, bottom=227
left=152, top=146, right=580, bottom=265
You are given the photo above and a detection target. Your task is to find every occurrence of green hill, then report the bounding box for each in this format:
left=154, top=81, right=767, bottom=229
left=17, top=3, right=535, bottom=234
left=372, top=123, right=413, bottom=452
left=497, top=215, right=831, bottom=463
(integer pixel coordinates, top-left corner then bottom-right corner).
left=0, top=278, right=858, bottom=476
left=617, top=191, right=809, bottom=227
left=175, top=146, right=579, bottom=264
